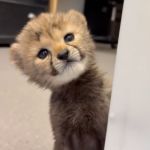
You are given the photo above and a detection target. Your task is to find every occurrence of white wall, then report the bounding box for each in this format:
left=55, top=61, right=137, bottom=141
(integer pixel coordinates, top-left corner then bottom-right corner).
left=57, top=0, right=85, bottom=12
left=105, top=0, right=150, bottom=150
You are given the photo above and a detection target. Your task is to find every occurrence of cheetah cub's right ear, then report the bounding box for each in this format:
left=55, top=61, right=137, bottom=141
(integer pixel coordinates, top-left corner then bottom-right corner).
left=66, top=10, right=87, bottom=26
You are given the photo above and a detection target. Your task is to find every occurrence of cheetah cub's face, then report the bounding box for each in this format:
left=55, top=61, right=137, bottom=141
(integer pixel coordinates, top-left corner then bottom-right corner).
left=10, top=10, right=95, bottom=88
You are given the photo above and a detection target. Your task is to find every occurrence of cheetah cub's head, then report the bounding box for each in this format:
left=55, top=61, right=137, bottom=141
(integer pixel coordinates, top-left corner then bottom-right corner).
left=10, top=10, right=95, bottom=89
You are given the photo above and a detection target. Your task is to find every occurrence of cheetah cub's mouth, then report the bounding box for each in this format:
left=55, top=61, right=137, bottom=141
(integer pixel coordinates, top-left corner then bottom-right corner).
left=53, top=45, right=85, bottom=75
left=51, top=44, right=87, bottom=86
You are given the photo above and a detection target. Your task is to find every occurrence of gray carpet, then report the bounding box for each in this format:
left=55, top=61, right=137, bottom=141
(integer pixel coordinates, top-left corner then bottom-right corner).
left=0, top=44, right=116, bottom=150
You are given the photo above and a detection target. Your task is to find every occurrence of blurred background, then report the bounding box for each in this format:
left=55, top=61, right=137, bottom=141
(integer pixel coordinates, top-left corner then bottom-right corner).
left=0, top=0, right=123, bottom=150
left=0, top=0, right=123, bottom=48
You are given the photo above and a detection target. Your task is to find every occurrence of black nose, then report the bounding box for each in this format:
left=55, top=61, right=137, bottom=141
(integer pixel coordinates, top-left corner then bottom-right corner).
left=57, top=49, right=69, bottom=60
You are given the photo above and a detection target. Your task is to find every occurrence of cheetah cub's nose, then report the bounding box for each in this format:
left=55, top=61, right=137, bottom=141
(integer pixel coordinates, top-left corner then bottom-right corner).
left=57, top=49, right=69, bottom=60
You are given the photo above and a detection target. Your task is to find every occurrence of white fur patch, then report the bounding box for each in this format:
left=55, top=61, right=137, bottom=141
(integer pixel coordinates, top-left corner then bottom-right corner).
left=51, top=58, right=87, bottom=87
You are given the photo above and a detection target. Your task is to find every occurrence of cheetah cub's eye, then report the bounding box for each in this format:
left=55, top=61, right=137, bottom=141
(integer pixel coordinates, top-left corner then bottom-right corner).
left=37, top=48, right=49, bottom=59
left=64, top=33, right=74, bottom=42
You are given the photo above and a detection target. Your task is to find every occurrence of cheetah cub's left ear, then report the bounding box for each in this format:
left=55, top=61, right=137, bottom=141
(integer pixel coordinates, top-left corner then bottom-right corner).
left=10, top=43, right=23, bottom=69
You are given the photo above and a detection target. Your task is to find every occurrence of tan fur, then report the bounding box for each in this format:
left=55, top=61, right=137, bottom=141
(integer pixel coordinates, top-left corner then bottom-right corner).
left=10, top=10, right=95, bottom=88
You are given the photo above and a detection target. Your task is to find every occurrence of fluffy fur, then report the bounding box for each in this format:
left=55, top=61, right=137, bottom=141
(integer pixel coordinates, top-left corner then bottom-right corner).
left=10, top=10, right=111, bottom=150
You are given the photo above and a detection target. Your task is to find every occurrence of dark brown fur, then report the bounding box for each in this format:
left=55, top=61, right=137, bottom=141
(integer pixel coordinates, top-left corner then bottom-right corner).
left=50, top=65, right=109, bottom=150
